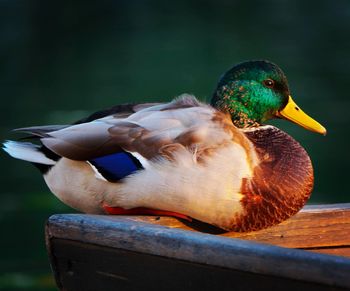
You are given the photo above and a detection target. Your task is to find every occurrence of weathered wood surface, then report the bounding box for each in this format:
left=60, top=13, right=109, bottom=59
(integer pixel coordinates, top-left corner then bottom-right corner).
left=49, top=238, right=349, bottom=291
left=224, top=203, right=350, bottom=249
left=106, top=203, right=350, bottom=256
left=46, top=209, right=350, bottom=290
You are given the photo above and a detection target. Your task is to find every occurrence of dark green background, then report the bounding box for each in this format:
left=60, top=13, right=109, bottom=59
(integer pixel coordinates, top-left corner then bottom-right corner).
left=1, top=0, right=349, bottom=289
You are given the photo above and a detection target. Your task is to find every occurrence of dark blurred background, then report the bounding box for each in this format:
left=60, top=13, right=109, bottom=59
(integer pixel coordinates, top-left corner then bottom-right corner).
left=1, top=0, right=349, bottom=289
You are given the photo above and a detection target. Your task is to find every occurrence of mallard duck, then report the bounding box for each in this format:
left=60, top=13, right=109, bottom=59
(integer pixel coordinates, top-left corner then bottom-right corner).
left=3, top=60, right=326, bottom=232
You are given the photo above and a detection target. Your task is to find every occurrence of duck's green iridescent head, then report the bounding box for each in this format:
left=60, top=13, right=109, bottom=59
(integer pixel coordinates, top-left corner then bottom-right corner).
left=211, top=60, right=326, bottom=135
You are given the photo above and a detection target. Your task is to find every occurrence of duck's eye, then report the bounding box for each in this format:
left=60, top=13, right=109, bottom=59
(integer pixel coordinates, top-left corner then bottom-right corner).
left=263, top=79, right=275, bottom=88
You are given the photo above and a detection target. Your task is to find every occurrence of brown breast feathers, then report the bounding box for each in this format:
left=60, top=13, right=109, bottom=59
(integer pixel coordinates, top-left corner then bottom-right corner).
left=233, top=126, right=314, bottom=232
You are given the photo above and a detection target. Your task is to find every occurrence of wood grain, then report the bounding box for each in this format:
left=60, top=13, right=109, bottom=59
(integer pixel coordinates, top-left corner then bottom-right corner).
left=106, top=203, right=350, bottom=256
left=46, top=211, right=350, bottom=289
left=308, top=247, right=350, bottom=257
left=223, top=203, right=350, bottom=248
left=49, top=238, right=348, bottom=291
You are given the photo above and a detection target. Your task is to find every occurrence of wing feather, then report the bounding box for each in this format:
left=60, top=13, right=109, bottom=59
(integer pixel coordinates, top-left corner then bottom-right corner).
left=14, top=125, right=69, bottom=138
left=35, top=95, right=241, bottom=162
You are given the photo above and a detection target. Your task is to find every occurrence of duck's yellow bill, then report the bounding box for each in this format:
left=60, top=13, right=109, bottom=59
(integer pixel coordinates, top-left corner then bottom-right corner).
left=276, top=96, right=327, bottom=135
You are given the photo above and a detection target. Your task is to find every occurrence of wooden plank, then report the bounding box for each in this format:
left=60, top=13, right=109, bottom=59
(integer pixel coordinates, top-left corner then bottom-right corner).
left=49, top=238, right=348, bottom=291
left=308, top=247, right=350, bottom=258
left=106, top=203, right=350, bottom=252
left=46, top=213, right=350, bottom=289
left=223, top=203, right=350, bottom=248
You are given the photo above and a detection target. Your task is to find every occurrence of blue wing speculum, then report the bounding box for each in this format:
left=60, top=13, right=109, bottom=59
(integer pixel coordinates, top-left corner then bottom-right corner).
left=89, top=151, right=144, bottom=182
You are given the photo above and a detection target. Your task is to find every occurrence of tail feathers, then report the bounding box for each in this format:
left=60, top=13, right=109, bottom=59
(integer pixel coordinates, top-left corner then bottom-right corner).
left=14, top=124, right=69, bottom=137
left=3, top=140, right=56, bottom=165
